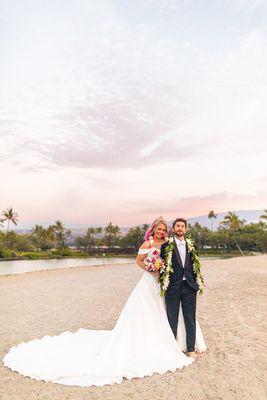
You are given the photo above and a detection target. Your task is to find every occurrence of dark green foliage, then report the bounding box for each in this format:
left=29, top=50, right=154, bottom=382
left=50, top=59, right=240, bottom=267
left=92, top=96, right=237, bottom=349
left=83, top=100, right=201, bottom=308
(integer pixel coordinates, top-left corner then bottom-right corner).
left=0, top=213, right=266, bottom=260
left=119, top=224, right=149, bottom=250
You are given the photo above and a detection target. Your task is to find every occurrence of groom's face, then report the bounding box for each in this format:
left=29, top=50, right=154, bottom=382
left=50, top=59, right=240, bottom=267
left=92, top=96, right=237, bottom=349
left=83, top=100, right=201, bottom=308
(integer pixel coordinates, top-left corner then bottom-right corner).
left=173, top=221, right=187, bottom=237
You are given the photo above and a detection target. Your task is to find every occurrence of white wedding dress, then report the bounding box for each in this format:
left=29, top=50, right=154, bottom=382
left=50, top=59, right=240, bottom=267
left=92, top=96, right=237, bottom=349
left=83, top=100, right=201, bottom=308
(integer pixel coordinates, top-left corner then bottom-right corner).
left=3, top=247, right=206, bottom=387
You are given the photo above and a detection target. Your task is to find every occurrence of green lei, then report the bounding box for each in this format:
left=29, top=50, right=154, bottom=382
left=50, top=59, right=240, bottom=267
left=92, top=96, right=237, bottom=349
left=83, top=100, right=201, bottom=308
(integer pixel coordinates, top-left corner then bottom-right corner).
left=159, top=235, right=204, bottom=297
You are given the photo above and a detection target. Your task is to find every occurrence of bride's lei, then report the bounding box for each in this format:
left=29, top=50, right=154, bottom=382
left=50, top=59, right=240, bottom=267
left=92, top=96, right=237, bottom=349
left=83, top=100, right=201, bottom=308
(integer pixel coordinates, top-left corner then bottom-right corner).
left=159, top=236, right=204, bottom=297
left=148, top=236, right=156, bottom=248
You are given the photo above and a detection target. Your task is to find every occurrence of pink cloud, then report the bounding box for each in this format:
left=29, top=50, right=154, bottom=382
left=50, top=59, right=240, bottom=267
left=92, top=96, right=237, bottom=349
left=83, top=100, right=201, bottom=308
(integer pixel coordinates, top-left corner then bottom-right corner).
left=128, top=191, right=267, bottom=222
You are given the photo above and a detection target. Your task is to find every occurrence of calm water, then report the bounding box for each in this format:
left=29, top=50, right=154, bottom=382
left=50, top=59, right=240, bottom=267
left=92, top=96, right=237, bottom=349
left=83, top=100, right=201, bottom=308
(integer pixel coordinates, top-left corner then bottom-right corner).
left=0, top=257, right=136, bottom=276
left=0, top=256, right=224, bottom=276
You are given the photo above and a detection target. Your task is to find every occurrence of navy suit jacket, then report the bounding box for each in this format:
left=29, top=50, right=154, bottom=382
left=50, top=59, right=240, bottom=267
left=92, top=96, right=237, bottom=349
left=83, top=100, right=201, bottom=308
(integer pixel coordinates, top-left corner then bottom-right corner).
left=160, top=239, right=199, bottom=293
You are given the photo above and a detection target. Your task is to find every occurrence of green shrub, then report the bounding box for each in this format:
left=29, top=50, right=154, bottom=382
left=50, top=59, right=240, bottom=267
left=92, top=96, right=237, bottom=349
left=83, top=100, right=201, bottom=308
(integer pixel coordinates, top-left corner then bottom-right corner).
left=0, top=248, right=17, bottom=259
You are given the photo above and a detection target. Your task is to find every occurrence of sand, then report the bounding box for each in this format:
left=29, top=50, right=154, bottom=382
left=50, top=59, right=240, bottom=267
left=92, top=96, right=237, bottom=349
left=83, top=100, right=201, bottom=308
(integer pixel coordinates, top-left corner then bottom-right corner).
left=0, top=255, right=266, bottom=400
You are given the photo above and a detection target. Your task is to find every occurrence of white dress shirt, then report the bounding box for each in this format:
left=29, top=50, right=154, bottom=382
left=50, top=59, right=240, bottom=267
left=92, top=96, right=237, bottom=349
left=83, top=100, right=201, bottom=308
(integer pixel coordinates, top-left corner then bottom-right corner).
left=175, top=237, right=186, bottom=280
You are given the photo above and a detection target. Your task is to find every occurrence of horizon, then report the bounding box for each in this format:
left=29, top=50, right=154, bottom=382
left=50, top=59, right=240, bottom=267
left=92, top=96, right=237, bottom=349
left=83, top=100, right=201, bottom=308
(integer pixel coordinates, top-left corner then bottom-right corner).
left=3, top=208, right=264, bottom=230
left=1, top=1, right=266, bottom=224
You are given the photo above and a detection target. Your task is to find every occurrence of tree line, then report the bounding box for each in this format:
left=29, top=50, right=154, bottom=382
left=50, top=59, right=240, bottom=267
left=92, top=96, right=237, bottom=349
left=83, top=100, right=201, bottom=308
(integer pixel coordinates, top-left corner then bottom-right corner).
left=0, top=207, right=266, bottom=259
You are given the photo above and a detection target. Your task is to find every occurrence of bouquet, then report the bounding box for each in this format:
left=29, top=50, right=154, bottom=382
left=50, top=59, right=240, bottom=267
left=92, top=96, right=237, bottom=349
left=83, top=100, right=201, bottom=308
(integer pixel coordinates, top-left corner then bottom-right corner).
left=144, top=249, right=164, bottom=273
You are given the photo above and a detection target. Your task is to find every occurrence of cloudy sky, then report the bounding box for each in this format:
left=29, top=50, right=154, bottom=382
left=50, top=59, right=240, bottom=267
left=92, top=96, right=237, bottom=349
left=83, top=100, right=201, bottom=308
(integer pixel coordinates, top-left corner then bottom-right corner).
left=0, top=0, right=266, bottom=228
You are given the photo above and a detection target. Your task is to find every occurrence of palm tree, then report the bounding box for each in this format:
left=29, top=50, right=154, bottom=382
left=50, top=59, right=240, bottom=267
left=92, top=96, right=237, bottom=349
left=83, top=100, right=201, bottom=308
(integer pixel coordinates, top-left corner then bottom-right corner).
left=221, top=212, right=245, bottom=231
left=31, top=224, right=56, bottom=250
left=208, top=210, right=217, bottom=232
left=104, top=222, right=121, bottom=247
left=46, top=225, right=56, bottom=244
left=2, top=208, right=19, bottom=232
left=53, top=220, right=70, bottom=249
left=123, top=226, right=145, bottom=249
left=260, top=209, right=267, bottom=221
left=220, top=211, right=245, bottom=255
left=87, top=227, right=96, bottom=236
left=82, top=228, right=97, bottom=252
left=32, top=224, right=45, bottom=237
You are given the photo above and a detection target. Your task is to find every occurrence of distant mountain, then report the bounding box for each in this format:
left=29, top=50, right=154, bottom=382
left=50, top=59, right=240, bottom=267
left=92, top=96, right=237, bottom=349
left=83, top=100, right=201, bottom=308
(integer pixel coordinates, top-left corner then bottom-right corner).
left=186, top=209, right=264, bottom=230
left=12, top=209, right=264, bottom=235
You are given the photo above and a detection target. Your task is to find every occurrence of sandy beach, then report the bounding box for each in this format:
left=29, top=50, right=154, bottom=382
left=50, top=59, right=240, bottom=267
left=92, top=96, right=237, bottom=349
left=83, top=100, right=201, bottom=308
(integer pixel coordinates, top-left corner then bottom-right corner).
left=0, top=255, right=266, bottom=400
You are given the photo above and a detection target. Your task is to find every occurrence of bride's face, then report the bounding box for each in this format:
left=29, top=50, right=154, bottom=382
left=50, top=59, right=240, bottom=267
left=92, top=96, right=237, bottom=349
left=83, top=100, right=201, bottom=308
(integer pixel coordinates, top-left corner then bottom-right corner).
left=153, top=223, right=167, bottom=240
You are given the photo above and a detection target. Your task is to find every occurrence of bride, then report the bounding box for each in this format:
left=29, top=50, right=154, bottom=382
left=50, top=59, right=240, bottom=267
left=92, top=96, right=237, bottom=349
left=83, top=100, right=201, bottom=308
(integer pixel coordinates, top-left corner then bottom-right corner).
left=3, top=217, right=206, bottom=387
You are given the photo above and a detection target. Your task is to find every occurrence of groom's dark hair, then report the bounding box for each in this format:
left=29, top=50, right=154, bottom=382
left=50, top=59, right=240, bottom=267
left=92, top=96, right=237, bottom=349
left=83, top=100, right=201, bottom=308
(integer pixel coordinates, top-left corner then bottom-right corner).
left=172, top=218, right=188, bottom=229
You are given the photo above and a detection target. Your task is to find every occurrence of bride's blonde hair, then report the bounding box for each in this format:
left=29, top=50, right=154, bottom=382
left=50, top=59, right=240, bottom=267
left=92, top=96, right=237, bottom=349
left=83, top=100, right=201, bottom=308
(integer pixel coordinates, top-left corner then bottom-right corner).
left=144, top=217, right=168, bottom=241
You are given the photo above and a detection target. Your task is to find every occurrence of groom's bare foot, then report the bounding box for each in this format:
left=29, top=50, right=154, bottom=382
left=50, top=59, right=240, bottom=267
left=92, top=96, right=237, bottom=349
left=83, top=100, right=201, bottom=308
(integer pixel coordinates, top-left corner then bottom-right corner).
left=187, top=351, right=197, bottom=358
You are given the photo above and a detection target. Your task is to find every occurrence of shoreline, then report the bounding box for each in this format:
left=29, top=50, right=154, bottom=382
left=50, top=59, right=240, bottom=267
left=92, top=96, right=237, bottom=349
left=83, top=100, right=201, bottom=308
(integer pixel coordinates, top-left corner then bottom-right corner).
left=0, top=251, right=261, bottom=263
left=0, top=253, right=262, bottom=278
left=0, top=261, right=134, bottom=278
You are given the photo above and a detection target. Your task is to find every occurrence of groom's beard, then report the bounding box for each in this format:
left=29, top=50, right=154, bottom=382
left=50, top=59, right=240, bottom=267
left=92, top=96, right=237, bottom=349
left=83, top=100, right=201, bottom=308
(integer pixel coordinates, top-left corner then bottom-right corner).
left=174, top=232, right=184, bottom=238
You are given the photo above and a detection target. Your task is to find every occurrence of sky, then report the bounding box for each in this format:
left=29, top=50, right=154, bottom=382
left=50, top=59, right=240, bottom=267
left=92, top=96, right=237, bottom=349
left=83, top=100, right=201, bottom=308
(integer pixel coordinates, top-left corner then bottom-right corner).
left=0, top=0, right=266, bottom=228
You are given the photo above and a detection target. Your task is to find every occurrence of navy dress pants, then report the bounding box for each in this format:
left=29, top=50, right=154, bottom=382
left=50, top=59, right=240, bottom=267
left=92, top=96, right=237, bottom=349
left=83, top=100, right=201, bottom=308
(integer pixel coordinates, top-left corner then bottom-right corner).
left=165, top=280, right=197, bottom=352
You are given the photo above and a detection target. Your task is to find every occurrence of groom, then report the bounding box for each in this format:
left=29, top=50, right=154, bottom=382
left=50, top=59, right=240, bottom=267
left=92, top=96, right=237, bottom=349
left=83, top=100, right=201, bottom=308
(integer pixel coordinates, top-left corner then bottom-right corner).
left=160, top=218, right=199, bottom=358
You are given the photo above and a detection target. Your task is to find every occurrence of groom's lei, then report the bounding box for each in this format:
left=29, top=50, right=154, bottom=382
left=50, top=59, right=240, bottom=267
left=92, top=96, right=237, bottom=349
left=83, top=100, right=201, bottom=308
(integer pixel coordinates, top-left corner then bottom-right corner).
left=159, top=236, right=204, bottom=297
